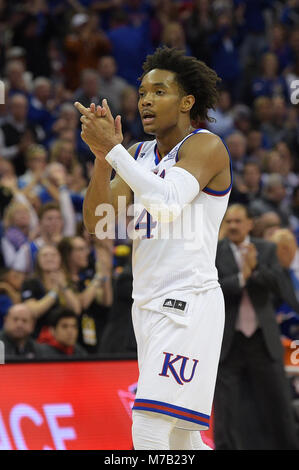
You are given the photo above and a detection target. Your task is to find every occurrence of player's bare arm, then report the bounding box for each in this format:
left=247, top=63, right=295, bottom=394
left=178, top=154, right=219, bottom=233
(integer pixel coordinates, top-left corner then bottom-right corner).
left=74, top=101, right=136, bottom=234
left=176, top=133, right=231, bottom=192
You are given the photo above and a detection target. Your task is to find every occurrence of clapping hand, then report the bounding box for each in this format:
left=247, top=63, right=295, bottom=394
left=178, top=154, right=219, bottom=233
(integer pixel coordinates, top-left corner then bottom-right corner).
left=74, top=99, right=123, bottom=158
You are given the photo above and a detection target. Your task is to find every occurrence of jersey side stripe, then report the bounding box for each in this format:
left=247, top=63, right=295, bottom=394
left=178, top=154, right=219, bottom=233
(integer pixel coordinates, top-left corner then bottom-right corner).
left=133, top=398, right=210, bottom=427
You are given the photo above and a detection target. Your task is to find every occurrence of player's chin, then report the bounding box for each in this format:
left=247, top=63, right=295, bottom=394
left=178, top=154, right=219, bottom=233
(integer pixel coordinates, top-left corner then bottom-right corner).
left=142, top=123, right=156, bottom=135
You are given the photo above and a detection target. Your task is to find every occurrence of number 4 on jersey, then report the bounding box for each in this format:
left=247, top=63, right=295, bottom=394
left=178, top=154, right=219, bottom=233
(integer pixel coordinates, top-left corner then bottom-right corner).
left=135, top=209, right=157, bottom=239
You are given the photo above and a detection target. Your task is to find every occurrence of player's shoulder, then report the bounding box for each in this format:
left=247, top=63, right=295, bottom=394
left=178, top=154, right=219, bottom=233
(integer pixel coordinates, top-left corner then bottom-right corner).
left=179, top=129, right=228, bottom=161
left=186, top=130, right=224, bottom=151
left=127, top=142, right=142, bottom=158
left=127, top=140, right=155, bottom=159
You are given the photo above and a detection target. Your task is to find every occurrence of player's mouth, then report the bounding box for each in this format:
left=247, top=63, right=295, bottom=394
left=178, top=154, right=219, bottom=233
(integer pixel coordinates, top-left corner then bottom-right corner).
left=142, top=111, right=156, bottom=124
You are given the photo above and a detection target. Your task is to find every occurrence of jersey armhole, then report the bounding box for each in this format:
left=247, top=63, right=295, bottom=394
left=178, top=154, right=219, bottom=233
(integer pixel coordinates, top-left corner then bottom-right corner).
left=134, top=142, right=144, bottom=160
left=202, top=140, right=233, bottom=197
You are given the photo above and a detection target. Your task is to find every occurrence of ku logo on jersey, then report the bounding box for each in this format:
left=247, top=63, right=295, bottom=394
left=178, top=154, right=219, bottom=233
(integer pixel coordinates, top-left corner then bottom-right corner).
left=159, top=352, right=199, bottom=386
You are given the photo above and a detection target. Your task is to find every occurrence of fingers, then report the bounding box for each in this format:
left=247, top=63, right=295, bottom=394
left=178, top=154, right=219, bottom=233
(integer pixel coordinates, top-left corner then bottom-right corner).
left=114, top=115, right=122, bottom=137
left=102, top=99, right=113, bottom=121
left=80, top=115, right=89, bottom=124
left=97, top=105, right=107, bottom=117
left=74, top=101, right=90, bottom=116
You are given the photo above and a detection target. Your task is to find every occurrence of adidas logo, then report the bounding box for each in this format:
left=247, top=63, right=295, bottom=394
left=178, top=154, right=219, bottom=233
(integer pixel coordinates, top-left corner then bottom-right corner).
left=163, top=298, right=186, bottom=311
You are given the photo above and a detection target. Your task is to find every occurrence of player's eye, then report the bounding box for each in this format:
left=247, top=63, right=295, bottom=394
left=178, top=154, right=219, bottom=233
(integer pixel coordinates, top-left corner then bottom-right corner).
left=156, top=90, right=165, bottom=95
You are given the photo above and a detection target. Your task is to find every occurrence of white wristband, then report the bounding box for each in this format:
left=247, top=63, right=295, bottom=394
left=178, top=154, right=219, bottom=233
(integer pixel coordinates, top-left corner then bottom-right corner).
left=48, top=290, right=58, bottom=300
left=105, top=144, right=200, bottom=222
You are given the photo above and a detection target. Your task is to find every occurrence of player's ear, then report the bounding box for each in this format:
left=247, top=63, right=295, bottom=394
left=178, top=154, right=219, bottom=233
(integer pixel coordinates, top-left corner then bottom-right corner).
left=180, top=95, right=195, bottom=114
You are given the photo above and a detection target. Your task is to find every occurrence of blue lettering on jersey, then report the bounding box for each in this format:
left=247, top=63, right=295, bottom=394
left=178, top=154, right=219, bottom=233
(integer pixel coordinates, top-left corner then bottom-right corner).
left=159, top=352, right=199, bottom=386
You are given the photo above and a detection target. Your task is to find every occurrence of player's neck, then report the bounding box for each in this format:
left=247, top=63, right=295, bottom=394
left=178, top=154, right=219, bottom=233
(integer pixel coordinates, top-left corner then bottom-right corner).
left=155, top=124, right=193, bottom=158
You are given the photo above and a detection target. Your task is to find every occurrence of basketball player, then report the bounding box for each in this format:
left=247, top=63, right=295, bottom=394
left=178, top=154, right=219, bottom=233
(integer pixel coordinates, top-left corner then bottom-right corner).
left=75, top=47, right=232, bottom=450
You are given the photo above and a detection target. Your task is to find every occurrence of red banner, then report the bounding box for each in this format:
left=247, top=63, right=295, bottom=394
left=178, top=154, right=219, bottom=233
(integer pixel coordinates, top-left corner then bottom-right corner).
left=0, top=360, right=214, bottom=450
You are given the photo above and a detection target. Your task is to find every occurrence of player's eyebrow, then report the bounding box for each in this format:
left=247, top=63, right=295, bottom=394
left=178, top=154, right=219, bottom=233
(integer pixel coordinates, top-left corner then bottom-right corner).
left=139, top=82, right=168, bottom=90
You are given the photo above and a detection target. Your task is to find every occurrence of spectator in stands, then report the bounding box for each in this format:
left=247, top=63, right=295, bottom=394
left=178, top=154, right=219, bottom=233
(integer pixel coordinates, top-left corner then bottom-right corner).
left=225, top=131, right=248, bottom=177
left=266, top=23, right=293, bottom=73
left=264, top=96, right=291, bottom=146
left=246, top=128, right=268, bottom=161
left=149, top=0, right=179, bottom=49
left=270, top=229, right=299, bottom=341
left=276, top=141, right=298, bottom=180
left=73, top=69, right=103, bottom=110
left=214, top=203, right=299, bottom=450
left=107, top=9, right=153, bottom=87
left=183, top=0, right=213, bottom=64
left=251, top=52, right=289, bottom=102
left=0, top=304, right=47, bottom=359
left=50, top=102, right=92, bottom=167
left=37, top=163, right=76, bottom=230
left=49, top=138, right=86, bottom=216
left=266, top=141, right=299, bottom=203
left=161, top=21, right=191, bottom=56
left=18, top=144, right=47, bottom=197
left=231, top=104, right=252, bottom=137
left=41, top=309, right=87, bottom=357
left=0, top=268, right=24, bottom=329
left=49, top=136, right=78, bottom=173
left=236, top=0, right=271, bottom=69
left=209, top=6, right=243, bottom=98
left=207, top=89, right=234, bottom=139
left=64, top=13, right=111, bottom=90
left=0, top=94, right=44, bottom=175
left=97, top=55, right=129, bottom=115
left=5, top=60, right=29, bottom=97
left=21, top=243, right=81, bottom=342
left=27, top=77, right=56, bottom=138
left=11, top=10, right=54, bottom=78
left=253, top=211, right=282, bottom=240
left=29, top=202, right=76, bottom=265
left=1, top=201, right=32, bottom=273
left=120, top=86, right=147, bottom=148
left=249, top=173, right=290, bottom=227
left=58, top=236, right=112, bottom=353
left=230, top=160, right=263, bottom=206
left=100, top=257, right=136, bottom=354
left=51, top=103, right=79, bottom=142
left=252, top=96, right=273, bottom=149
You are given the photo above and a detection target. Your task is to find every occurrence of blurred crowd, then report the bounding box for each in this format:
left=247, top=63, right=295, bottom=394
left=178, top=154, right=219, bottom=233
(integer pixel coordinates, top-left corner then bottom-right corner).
left=0, top=0, right=299, bottom=366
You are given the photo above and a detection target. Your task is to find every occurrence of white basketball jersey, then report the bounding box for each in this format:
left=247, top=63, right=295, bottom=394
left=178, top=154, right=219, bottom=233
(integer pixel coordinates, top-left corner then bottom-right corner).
left=130, top=128, right=232, bottom=308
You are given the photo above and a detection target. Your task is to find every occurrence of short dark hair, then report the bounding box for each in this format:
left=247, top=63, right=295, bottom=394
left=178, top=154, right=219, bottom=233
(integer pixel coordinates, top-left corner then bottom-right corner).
left=227, top=203, right=254, bottom=220
left=38, top=202, right=61, bottom=220
left=140, top=47, right=221, bottom=123
left=51, top=308, right=78, bottom=328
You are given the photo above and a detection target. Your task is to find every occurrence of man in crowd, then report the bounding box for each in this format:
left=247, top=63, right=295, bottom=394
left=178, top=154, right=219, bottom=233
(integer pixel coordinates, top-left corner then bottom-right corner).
left=0, top=304, right=47, bottom=359
left=214, top=203, right=299, bottom=449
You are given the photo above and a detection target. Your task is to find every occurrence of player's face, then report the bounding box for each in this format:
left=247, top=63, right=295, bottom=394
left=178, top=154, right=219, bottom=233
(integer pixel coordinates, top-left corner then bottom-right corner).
left=138, top=69, right=183, bottom=135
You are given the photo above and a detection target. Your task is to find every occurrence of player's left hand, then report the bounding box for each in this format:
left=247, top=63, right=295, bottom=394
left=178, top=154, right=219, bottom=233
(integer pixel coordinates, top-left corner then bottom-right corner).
left=74, top=99, right=123, bottom=157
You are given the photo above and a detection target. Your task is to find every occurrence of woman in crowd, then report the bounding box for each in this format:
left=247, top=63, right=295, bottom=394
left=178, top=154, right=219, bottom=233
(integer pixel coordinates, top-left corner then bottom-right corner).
left=21, top=243, right=81, bottom=342
left=58, top=236, right=113, bottom=353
